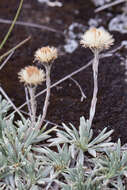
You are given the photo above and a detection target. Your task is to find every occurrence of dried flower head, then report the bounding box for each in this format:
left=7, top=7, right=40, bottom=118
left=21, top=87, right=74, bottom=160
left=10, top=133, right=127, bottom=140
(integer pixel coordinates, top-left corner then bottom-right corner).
left=80, top=27, right=114, bottom=51
left=34, top=46, right=58, bottom=64
left=18, top=66, right=45, bottom=86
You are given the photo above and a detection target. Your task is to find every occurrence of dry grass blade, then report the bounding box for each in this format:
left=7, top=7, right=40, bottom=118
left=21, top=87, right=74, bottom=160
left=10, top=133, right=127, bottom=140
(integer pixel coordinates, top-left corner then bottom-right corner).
left=0, top=51, right=14, bottom=71
left=0, top=0, right=24, bottom=49
left=0, top=36, right=31, bottom=62
left=0, top=86, right=22, bottom=117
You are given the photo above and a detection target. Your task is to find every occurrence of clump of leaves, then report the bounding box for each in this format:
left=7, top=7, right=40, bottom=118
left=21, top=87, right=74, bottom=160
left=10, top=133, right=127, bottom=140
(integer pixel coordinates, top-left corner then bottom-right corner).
left=0, top=95, right=127, bottom=189
left=49, top=117, right=114, bottom=157
left=0, top=95, right=55, bottom=189
left=91, top=139, right=127, bottom=187
left=33, top=144, right=71, bottom=172
left=58, top=164, right=102, bottom=190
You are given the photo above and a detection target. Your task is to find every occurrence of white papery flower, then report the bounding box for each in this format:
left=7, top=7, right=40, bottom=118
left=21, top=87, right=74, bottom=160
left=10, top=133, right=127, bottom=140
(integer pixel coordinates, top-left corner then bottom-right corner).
left=18, top=66, right=45, bottom=86
left=80, top=27, right=114, bottom=51
left=34, top=46, right=58, bottom=64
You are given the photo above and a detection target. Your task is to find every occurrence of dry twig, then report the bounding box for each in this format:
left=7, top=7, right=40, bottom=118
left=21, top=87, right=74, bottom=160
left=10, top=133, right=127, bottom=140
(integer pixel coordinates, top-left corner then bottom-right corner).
left=0, top=18, right=64, bottom=35
left=70, top=77, right=86, bottom=102
left=0, top=86, right=22, bottom=117
left=95, top=0, right=125, bottom=13
left=0, top=51, right=14, bottom=70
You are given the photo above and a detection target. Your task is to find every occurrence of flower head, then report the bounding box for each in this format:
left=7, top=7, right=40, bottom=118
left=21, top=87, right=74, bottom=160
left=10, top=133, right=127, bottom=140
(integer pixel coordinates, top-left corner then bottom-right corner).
left=80, top=27, right=114, bottom=51
left=18, top=66, right=45, bottom=86
left=34, top=46, right=58, bottom=64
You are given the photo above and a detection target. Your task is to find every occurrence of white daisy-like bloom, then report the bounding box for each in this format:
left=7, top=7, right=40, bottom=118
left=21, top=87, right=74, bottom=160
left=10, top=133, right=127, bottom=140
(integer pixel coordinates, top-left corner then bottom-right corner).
left=80, top=27, right=114, bottom=51
left=18, top=66, right=45, bottom=86
left=34, top=46, right=58, bottom=64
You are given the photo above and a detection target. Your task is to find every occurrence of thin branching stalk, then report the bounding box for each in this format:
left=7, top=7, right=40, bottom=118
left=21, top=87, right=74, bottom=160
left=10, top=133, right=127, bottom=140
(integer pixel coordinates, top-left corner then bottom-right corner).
left=0, top=0, right=24, bottom=50
left=7, top=45, right=122, bottom=117
left=89, top=50, right=99, bottom=127
left=28, top=86, right=37, bottom=124
left=38, top=65, right=51, bottom=129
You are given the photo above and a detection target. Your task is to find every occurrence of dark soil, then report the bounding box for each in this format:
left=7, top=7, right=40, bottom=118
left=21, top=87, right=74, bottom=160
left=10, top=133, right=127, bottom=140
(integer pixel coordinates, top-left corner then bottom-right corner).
left=0, top=0, right=127, bottom=143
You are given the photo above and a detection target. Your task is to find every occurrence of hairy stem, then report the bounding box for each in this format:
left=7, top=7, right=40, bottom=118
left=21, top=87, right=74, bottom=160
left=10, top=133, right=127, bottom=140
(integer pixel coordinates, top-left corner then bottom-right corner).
left=25, top=86, right=32, bottom=118
left=23, top=86, right=36, bottom=142
left=28, top=86, right=36, bottom=125
left=89, top=50, right=99, bottom=127
left=38, top=65, right=51, bottom=129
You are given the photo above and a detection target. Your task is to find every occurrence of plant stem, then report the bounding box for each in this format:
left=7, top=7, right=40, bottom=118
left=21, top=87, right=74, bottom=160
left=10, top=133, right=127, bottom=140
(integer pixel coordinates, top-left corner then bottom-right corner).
left=23, top=86, right=36, bottom=142
left=0, top=0, right=24, bottom=50
left=28, top=86, right=36, bottom=125
left=89, top=50, right=99, bottom=127
left=38, top=65, right=51, bottom=129
left=25, top=86, right=32, bottom=118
